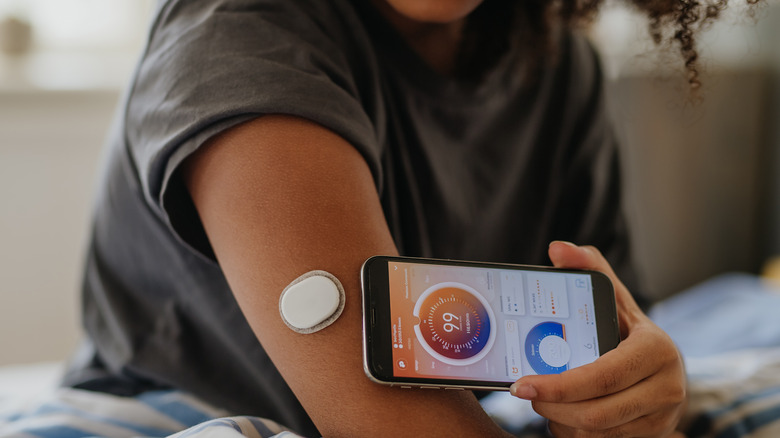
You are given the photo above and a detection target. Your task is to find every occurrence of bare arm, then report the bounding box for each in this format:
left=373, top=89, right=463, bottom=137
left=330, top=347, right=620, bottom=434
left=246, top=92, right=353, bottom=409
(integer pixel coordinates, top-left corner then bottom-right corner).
left=183, top=115, right=510, bottom=437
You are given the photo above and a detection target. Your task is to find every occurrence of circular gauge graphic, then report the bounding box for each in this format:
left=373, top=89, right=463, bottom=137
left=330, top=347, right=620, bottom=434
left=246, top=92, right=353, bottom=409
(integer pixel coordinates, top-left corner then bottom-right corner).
left=525, top=321, right=571, bottom=375
left=413, top=282, right=496, bottom=366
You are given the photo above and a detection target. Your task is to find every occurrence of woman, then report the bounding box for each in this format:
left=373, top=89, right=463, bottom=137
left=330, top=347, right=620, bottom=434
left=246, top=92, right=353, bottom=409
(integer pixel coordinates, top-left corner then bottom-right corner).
left=62, top=0, right=731, bottom=435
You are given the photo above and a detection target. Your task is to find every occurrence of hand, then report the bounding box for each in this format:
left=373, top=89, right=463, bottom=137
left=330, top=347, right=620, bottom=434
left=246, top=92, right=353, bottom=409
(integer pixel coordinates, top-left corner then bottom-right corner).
left=510, top=241, right=687, bottom=437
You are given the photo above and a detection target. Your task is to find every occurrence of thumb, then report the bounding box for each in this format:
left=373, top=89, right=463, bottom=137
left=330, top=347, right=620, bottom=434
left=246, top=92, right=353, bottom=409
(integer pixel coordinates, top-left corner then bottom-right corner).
left=547, top=240, right=642, bottom=329
left=548, top=241, right=616, bottom=277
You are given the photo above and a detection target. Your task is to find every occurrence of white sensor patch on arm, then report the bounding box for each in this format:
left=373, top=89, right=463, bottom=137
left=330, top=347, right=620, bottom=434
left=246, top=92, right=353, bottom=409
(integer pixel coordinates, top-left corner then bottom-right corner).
left=279, top=270, right=345, bottom=334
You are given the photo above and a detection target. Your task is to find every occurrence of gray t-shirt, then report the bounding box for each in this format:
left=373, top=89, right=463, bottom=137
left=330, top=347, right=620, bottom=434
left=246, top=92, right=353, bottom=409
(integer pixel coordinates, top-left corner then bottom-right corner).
left=63, top=0, right=642, bottom=435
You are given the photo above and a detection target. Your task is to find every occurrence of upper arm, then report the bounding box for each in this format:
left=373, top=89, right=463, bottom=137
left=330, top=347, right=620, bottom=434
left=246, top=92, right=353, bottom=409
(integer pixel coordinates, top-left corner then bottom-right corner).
left=182, top=115, right=507, bottom=437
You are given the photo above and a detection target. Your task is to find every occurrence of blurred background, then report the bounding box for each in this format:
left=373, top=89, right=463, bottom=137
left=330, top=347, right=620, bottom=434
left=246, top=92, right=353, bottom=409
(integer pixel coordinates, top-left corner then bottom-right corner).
left=0, top=0, right=778, bottom=368
left=0, top=0, right=154, bottom=367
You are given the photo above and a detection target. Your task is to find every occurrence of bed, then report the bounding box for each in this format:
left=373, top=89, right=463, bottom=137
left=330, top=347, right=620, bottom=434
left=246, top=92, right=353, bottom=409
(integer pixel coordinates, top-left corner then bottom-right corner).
left=2, top=272, right=780, bottom=437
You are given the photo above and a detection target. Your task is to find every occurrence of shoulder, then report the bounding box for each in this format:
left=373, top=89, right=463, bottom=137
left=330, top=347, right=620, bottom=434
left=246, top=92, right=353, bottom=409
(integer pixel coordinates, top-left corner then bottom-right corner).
left=123, top=0, right=386, bottom=226
left=146, top=0, right=367, bottom=63
left=128, top=0, right=379, bottom=152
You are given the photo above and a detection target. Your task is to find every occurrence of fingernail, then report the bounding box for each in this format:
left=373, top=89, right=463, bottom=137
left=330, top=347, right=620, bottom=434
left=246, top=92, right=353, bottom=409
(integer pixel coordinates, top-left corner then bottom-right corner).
left=550, top=240, right=577, bottom=248
left=510, top=383, right=537, bottom=399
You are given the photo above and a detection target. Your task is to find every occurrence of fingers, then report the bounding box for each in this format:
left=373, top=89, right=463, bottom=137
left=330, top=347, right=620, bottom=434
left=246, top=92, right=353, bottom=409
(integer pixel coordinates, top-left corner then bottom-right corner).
left=534, top=357, right=686, bottom=432
left=511, top=324, right=676, bottom=404
left=547, top=407, right=684, bottom=438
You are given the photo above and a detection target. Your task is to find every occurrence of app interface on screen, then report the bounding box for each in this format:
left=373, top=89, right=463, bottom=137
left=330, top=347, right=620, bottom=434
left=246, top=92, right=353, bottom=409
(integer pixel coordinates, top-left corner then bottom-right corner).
left=388, top=262, right=600, bottom=382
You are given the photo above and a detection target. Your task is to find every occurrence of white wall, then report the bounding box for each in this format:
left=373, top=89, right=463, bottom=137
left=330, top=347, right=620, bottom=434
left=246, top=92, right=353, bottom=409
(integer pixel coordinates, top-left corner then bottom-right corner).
left=0, top=0, right=147, bottom=367
left=0, top=89, right=120, bottom=365
left=609, top=70, right=776, bottom=299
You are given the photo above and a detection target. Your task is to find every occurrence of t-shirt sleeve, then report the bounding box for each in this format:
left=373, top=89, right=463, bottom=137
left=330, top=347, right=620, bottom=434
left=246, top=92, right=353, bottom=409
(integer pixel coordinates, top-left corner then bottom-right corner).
left=124, top=0, right=381, bottom=257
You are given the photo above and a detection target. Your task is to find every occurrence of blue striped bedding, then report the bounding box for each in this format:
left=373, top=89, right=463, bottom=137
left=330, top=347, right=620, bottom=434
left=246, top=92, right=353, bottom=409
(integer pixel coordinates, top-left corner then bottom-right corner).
left=1, top=273, right=779, bottom=437
left=0, top=388, right=302, bottom=438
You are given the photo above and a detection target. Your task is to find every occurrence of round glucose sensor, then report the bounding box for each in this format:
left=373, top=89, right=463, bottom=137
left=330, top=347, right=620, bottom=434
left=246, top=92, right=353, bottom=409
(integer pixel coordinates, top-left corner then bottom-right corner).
left=279, top=270, right=345, bottom=334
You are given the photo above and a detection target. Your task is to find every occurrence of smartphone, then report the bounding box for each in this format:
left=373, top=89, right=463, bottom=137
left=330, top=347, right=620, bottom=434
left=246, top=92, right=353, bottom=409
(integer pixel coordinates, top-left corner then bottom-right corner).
left=361, top=255, right=620, bottom=391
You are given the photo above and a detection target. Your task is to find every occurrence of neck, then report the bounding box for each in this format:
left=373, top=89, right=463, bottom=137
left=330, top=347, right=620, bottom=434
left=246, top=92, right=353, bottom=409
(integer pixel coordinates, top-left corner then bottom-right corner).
left=370, top=1, right=466, bottom=76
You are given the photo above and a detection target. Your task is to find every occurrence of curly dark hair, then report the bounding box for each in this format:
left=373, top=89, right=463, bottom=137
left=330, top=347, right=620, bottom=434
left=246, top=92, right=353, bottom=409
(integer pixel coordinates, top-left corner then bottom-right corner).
left=456, top=0, right=761, bottom=88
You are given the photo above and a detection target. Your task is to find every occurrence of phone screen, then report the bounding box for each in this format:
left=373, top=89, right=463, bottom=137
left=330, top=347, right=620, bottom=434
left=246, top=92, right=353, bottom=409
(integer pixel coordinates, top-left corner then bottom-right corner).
left=385, top=260, right=603, bottom=383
